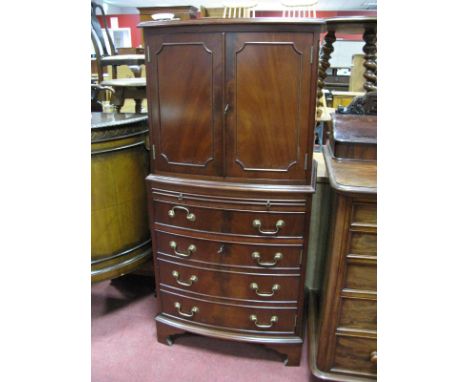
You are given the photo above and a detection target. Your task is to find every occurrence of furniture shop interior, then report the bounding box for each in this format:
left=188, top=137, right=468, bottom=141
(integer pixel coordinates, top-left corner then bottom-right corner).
left=91, top=1, right=377, bottom=381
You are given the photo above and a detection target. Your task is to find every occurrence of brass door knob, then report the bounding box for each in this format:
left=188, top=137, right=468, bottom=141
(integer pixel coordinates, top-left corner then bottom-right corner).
left=370, top=351, right=377, bottom=364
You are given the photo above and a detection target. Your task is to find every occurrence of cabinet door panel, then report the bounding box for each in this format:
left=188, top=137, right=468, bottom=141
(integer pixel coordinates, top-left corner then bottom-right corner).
left=147, top=33, right=223, bottom=176
left=225, top=33, right=315, bottom=182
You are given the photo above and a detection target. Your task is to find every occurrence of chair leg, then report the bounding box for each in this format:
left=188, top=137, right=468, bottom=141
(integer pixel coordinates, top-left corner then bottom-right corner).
left=112, top=88, right=125, bottom=113
left=112, top=66, right=118, bottom=80
left=135, top=99, right=143, bottom=114
left=129, top=65, right=142, bottom=78
left=97, top=64, right=104, bottom=83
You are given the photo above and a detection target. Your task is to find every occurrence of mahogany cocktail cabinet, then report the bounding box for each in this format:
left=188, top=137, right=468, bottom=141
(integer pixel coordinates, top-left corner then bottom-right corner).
left=140, top=18, right=325, bottom=366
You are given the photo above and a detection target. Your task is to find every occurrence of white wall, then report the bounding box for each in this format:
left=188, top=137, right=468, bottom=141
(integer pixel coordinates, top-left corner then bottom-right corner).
left=101, top=0, right=376, bottom=14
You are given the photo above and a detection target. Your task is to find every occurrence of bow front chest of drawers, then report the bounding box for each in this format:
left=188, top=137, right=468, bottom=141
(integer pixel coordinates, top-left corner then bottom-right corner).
left=140, top=18, right=325, bottom=366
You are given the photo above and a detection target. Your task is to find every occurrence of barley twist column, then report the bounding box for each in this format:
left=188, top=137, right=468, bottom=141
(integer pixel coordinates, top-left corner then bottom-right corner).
left=316, top=31, right=336, bottom=109
left=363, top=27, right=377, bottom=92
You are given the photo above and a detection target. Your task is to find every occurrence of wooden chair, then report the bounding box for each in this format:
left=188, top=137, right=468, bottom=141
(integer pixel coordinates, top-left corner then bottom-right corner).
left=91, top=1, right=145, bottom=82
left=281, top=0, right=318, bottom=18
left=222, top=2, right=257, bottom=18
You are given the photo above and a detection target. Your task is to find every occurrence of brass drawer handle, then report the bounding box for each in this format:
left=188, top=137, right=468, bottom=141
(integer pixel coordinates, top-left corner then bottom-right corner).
left=169, top=241, right=196, bottom=257
left=171, top=270, right=198, bottom=287
left=174, top=301, right=199, bottom=318
left=252, top=219, right=285, bottom=235
left=251, top=251, right=283, bottom=267
left=370, top=351, right=377, bottom=364
left=249, top=314, right=278, bottom=328
left=250, top=282, right=280, bottom=297
left=168, top=206, right=196, bottom=222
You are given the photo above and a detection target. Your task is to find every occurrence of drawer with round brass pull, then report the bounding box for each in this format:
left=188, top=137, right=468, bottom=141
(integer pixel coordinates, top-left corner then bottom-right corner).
left=156, top=231, right=303, bottom=269
left=333, top=335, right=377, bottom=376
left=157, top=258, right=300, bottom=302
left=153, top=201, right=305, bottom=238
left=160, top=289, right=297, bottom=333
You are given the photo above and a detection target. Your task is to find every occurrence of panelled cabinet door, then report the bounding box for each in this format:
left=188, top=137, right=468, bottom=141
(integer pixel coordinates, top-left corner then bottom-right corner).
left=225, top=33, right=315, bottom=182
left=146, top=33, right=223, bottom=176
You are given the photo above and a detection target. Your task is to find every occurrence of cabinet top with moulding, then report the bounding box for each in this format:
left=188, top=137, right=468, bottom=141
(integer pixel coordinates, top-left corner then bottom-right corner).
left=138, top=17, right=326, bottom=29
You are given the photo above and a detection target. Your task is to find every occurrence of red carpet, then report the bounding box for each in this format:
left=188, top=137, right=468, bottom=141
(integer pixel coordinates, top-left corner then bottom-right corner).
left=92, top=275, right=311, bottom=382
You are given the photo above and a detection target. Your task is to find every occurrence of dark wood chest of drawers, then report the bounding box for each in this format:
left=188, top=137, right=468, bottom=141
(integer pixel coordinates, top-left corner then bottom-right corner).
left=310, top=114, right=377, bottom=380
left=141, top=18, right=325, bottom=366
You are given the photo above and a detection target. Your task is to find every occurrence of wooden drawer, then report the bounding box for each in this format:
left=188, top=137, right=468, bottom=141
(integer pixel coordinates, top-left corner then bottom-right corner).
left=151, top=186, right=308, bottom=213
left=333, top=335, right=377, bottom=377
left=344, top=261, right=376, bottom=292
left=158, top=258, right=300, bottom=302
left=160, top=289, right=297, bottom=333
left=338, top=297, right=377, bottom=331
left=153, top=200, right=305, bottom=238
left=156, top=230, right=303, bottom=269
left=351, top=202, right=377, bottom=226
left=349, top=231, right=377, bottom=256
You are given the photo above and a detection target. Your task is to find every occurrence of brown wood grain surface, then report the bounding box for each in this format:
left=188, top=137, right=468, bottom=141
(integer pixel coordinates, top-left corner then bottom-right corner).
left=156, top=230, right=304, bottom=269
left=153, top=199, right=306, bottom=238
left=91, top=113, right=151, bottom=282
left=313, top=190, right=377, bottom=380
left=147, top=33, right=223, bottom=176
left=337, top=298, right=377, bottom=332
left=225, top=32, right=314, bottom=181
left=330, top=114, right=377, bottom=160
left=323, top=144, right=376, bottom=194
left=333, top=336, right=377, bottom=377
left=157, top=257, right=300, bottom=302
left=160, top=289, right=298, bottom=333
left=143, top=20, right=321, bottom=366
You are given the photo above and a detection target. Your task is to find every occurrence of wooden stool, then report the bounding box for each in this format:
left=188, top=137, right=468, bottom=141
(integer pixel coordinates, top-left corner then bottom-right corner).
left=100, top=78, right=147, bottom=113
